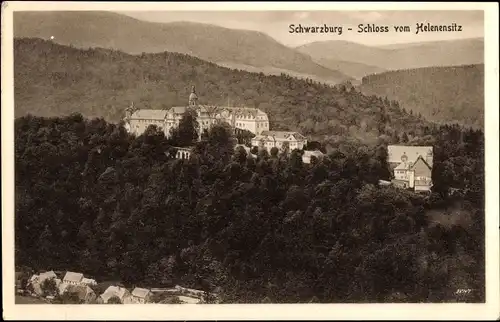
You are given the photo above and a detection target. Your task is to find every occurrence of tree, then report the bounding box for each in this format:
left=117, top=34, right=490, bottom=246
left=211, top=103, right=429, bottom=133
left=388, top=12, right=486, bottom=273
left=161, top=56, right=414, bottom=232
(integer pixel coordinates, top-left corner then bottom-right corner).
left=107, top=296, right=122, bottom=304
left=169, top=110, right=199, bottom=147
left=270, top=147, right=279, bottom=158
left=401, top=132, right=409, bottom=143
left=14, top=113, right=485, bottom=304
left=280, top=141, right=290, bottom=158
left=40, top=278, right=57, bottom=297
left=56, top=291, right=82, bottom=304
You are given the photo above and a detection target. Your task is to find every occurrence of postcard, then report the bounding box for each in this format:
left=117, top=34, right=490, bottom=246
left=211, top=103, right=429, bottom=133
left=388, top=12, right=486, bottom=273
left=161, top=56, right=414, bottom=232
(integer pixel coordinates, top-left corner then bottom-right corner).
left=2, top=1, right=499, bottom=320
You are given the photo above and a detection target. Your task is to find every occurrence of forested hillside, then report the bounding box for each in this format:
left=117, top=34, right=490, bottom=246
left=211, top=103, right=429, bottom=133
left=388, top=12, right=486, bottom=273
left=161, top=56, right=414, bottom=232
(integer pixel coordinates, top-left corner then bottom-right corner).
left=15, top=114, right=484, bottom=303
left=14, top=11, right=350, bottom=84
left=15, top=38, right=425, bottom=146
left=359, top=65, right=484, bottom=128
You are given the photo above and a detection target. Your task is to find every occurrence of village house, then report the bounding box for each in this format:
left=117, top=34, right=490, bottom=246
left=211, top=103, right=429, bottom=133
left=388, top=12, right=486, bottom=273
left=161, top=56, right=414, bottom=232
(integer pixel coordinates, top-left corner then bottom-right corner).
left=98, top=285, right=131, bottom=304
left=178, top=295, right=201, bottom=304
left=388, top=145, right=433, bottom=192
left=28, top=271, right=60, bottom=296
left=251, top=130, right=308, bottom=152
left=63, top=271, right=84, bottom=285
left=173, top=147, right=193, bottom=160
left=59, top=284, right=97, bottom=303
left=302, top=150, right=324, bottom=164
left=124, top=86, right=269, bottom=139
left=387, top=145, right=433, bottom=169
left=125, top=287, right=153, bottom=304
left=81, top=277, right=97, bottom=286
left=174, top=285, right=206, bottom=299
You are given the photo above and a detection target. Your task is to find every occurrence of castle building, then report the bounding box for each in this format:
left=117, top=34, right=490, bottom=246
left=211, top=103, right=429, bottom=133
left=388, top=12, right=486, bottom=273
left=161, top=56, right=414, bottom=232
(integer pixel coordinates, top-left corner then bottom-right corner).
left=123, top=86, right=269, bottom=138
left=388, top=145, right=433, bottom=192
left=251, top=130, right=308, bottom=152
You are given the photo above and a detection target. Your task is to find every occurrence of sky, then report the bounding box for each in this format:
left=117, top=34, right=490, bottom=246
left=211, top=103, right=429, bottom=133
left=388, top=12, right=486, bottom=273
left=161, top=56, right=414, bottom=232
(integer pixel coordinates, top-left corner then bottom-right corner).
left=119, top=10, right=484, bottom=47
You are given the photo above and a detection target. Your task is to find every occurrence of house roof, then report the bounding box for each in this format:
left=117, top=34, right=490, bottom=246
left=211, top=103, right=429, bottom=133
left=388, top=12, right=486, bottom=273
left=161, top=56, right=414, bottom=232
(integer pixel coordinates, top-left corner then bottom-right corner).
left=82, top=278, right=97, bottom=285
left=100, top=286, right=130, bottom=302
left=131, top=287, right=151, bottom=298
left=412, top=155, right=433, bottom=170
left=388, top=145, right=433, bottom=164
left=63, top=284, right=95, bottom=301
left=63, top=271, right=84, bottom=283
left=394, top=162, right=412, bottom=170
left=39, top=271, right=57, bottom=282
left=227, top=107, right=265, bottom=118
left=175, top=285, right=205, bottom=295
left=58, top=282, right=69, bottom=294
left=303, top=150, right=324, bottom=157
left=169, top=106, right=189, bottom=115
left=255, top=131, right=306, bottom=141
left=131, top=109, right=168, bottom=120
left=178, top=295, right=201, bottom=304
left=394, top=155, right=432, bottom=171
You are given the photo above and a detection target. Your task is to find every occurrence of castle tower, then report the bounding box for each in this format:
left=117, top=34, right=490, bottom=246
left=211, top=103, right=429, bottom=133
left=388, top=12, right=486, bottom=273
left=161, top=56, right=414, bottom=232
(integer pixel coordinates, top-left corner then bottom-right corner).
left=125, top=101, right=134, bottom=120
left=189, top=85, right=198, bottom=107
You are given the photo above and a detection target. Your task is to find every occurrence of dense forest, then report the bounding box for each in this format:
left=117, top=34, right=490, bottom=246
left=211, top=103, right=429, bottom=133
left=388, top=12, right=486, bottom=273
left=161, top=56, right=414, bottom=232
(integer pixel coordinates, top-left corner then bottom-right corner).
left=359, top=65, right=484, bottom=128
left=15, top=38, right=425, bottom=147
left=15, top=113, right=484, bottom=303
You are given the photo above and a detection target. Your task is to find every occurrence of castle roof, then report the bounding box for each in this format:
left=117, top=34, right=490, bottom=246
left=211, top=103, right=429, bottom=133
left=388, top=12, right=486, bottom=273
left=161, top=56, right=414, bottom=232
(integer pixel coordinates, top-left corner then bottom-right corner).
left=258, top=131, right=306, bottom=141
left=388, top=145, right=433, bottom=165
left=130, top=109, right=168, bottom=120
left=394, top=155, right=432, bottom=171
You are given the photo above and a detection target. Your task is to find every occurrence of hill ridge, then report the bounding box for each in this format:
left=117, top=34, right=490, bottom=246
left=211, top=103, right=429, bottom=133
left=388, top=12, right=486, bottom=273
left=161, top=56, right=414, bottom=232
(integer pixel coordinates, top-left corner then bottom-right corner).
left=358, top=64, right=484, bottom=128
left=14, top=11, right=352, bottom=85
left=14, top=37, right=429, bottom=145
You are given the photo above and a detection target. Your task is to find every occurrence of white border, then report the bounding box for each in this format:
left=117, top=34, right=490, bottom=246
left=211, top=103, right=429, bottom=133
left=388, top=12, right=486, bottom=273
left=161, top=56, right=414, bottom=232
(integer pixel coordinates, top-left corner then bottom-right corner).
left=2, top=2, right=499, bottom=320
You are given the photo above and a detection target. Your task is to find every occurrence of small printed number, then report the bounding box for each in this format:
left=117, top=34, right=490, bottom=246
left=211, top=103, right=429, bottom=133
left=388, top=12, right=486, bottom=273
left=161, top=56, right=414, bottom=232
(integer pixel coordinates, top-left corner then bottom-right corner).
left=456, top=289, right=472, bottom=294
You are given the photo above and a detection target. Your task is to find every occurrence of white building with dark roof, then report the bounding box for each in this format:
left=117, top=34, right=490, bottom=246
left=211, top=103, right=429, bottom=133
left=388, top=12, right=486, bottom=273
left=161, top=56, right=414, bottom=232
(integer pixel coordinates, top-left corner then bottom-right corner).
left=388, top=145, right=433, bottom=192
left=387, top=145, right=433, bottom=168
left=63, top=271, right=84, bottom=285
left=302, top=150, right=324, bottom=164
left=125, top=287, right=153, bottom=304
left=251, top=130, right=308, bottom=151
left=124, top=86, right=269, bottom=139
left=99, top=286, right=131, bottom=304
left=28, top=271, right=59, bottom=296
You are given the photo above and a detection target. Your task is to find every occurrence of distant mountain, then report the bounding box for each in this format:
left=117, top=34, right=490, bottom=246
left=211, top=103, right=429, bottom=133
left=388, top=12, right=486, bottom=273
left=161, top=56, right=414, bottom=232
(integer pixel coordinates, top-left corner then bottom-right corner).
left=296, top=38, right=484, bottom=77
left=13, top=11, right=351, bottom=84
left=306, top=57, right=387, bottom=80
left=358, top=64, right=484, bottom=128
left=14, top=38, right=426, bottom=144
left=376, top=38, right=484, bottom=50
left=216, top=61, right=345, bottom=86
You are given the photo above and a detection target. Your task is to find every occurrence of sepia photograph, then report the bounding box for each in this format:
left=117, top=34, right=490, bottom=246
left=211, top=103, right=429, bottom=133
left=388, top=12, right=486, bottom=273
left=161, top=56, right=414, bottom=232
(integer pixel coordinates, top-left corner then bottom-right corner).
left=2, top=1, right=499, bottom=320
